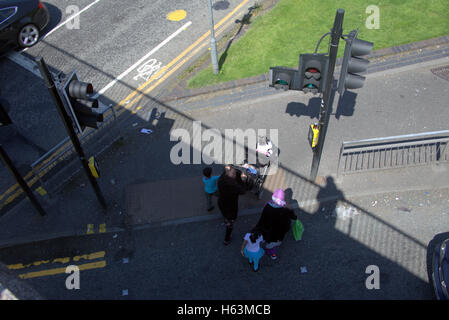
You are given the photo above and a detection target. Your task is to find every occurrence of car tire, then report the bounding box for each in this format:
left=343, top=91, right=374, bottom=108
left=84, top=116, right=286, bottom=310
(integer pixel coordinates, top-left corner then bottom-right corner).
left=17, top=24, right=40, bottom=48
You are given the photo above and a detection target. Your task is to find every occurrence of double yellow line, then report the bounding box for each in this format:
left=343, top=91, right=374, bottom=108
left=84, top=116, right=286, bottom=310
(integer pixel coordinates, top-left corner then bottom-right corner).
left=8, top=251, right=106, bottom=279
left=0, top=0, right=250, bottom=209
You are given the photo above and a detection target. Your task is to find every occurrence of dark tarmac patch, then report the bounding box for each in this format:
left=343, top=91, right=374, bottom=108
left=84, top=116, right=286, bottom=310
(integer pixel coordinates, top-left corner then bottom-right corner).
left=213, top=1, right=230, bottom=10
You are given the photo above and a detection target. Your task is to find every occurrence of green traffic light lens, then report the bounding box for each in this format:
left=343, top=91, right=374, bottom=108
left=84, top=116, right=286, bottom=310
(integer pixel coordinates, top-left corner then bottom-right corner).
left=275, top=80, right=288, bottom=86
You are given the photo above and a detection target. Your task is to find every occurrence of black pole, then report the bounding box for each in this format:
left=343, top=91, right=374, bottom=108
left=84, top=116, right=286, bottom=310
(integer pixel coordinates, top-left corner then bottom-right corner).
left=310, top=9, right=344, bottom=181
left=35, top=57, right=107, bottom=210
left=0, top=144, right=46, bottom=216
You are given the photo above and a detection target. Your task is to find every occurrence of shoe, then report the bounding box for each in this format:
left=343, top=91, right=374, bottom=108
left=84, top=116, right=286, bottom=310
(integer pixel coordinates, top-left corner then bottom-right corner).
left=270, top=253, right=278, bottom=260
left=207, top=206, right=214, bottom=212
left=223, top=240, right=231, bottom=246
left=253, top=266, right=259, bottom=272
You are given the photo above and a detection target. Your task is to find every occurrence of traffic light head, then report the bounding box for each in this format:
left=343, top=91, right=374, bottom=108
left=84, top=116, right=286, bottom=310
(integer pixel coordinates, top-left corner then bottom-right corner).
left=68, top=80, right=93, bottom=100
left=338, top=30, right=373, bottom=94
left=62, top=71, right=103, bottom=133
left=298, top=54, right=329, bottom=94
left=269, top=67, right=299, bottom=91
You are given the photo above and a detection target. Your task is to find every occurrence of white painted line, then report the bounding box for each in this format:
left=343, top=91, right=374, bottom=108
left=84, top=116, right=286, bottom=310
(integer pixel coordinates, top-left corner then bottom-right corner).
left=93, top=20, right=192, bottom=98
left=41, top=0, right=101, bottom=40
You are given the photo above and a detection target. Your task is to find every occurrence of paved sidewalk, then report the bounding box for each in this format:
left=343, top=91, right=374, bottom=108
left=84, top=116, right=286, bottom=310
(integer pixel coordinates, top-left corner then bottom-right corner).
left=0, top=38, right=448, bottom=249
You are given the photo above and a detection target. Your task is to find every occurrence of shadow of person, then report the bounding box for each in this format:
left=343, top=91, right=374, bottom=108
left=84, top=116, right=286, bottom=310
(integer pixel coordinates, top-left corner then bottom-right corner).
left=284, top=188, right=302, bottom=214
left=315, top=176, right=345, bottom=218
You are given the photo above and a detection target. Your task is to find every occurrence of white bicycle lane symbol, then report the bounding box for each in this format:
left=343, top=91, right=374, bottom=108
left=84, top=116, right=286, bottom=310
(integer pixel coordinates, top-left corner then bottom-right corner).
left=133, top=58, right=165, bottom=83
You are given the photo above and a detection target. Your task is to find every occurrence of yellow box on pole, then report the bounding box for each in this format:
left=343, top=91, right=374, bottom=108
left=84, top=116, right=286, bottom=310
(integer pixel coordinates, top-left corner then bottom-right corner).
left=308, top=123, right=319, bottom=149
left=88, top=156, right=100, bottom=178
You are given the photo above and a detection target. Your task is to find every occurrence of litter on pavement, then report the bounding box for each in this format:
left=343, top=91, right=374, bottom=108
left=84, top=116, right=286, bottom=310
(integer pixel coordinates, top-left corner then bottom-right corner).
left=300, top=266, right=308, bottom=273
left=140, top=128, right=153, bottom=134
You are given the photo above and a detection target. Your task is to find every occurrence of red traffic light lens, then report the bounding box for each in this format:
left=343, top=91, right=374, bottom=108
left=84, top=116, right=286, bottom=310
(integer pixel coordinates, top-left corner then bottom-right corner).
left=305, top=68, right=321, bottom=80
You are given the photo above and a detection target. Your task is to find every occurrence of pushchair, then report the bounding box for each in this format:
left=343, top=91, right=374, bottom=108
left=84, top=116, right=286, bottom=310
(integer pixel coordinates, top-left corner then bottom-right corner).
left=230, top=136, right=276, bottom=200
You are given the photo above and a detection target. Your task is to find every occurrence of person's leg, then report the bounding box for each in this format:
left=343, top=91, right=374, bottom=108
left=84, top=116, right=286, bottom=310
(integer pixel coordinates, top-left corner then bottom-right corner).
left=206, top=193, right=214, bottom=211
left=265, top=241, right=281, bottom=259
left=224, top=220, right=233, bottom=244
left=252, top=249, right=264, bottom=271
left=243, top=248, right=253, bottom=265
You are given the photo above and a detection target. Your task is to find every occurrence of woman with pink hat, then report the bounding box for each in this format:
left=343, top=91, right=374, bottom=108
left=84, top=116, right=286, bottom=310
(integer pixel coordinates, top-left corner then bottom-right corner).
left=255, top=188, right=297, bottom=260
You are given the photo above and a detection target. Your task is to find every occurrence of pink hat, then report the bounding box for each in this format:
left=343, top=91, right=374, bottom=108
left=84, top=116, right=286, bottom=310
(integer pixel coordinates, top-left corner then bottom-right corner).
left=272, top=189, right=286, bottom=207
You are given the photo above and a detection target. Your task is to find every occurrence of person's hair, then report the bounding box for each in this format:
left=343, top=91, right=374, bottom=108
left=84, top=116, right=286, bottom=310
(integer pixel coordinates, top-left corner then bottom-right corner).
left=203, top=167, right=212, bottom=178
left=249, top=230, right=261, bottom=244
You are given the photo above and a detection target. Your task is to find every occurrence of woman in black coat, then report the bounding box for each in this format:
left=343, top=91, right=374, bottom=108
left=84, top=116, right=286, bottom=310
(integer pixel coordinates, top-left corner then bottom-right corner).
left=217, top=166, right=247, bottom=245
left=256, top=188, right=297, bottom=259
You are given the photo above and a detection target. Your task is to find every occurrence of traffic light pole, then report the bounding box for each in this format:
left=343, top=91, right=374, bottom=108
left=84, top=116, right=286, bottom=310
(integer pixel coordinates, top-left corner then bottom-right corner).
left=0, top=144, right=46, bottom=216
left=207, top=0, right=219, bottom=75
left=35, top=57, right=107, bottom=210
left=310, top=9, right=344, bottom=181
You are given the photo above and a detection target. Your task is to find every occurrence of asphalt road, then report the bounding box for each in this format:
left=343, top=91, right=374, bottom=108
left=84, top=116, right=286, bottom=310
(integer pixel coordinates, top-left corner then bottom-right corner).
left=1, top=186, right=446, bottom=300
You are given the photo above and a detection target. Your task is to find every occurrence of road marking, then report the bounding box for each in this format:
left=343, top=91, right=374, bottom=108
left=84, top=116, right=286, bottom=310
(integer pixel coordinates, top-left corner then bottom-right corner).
left=35, top=186, right=47, bottom=196
left=93, top=21, right=192, bottom=98
left=86, top=224, right=94, bottom=234
left=116, top=8, right=239, bottom=117
left=0, top=0, right=250, bottom=207
left=113, top=0, right=250, bottom=114
left=73, top=251, right=105, bottom=262
left=18, top=260, right=106, bottom=279
left=133, top=58, right=164, bottom=84
left=40, top=0, right=101, bottom=40
left=167, top=10, right=187, bottom=21
left=7, top=251, right=106, bottom=271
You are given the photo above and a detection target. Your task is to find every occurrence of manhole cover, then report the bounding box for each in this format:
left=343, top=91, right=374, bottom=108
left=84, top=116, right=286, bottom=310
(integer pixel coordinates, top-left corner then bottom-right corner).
left=213, top=1, right=230, bottom=10
left=431, top=65, right=449, bottom=82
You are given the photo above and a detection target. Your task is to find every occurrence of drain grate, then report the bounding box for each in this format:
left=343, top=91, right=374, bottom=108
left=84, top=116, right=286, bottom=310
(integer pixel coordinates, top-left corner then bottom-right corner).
left=431, top=65, right=449, bottom=82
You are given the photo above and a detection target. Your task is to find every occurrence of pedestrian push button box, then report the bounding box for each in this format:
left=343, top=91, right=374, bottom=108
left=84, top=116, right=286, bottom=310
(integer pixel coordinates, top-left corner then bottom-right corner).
left=308, top=123, right=319, bottom=149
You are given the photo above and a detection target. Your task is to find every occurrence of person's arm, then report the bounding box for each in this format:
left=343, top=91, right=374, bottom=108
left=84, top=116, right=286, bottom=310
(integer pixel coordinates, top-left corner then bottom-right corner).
left=237, top=173, right=247, bottom=194
left=288, top=208, right=298, bottom=220
left=240, top=240, right=247, bottom=256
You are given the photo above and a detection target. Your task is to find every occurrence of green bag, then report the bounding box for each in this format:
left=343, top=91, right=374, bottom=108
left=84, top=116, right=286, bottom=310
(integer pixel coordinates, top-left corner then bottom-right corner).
left=292, top=219, right=304, bottom=241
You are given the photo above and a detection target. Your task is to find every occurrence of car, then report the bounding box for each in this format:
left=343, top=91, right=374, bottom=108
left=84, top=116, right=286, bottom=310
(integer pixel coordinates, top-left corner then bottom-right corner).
left=432, top=237, right=449, bottom=300
left=0, top=0, right=49, bottom=52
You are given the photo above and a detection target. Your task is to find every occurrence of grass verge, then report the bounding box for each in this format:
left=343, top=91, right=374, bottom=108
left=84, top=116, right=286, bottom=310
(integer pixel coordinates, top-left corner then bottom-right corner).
left=187, top=0, right=449, bottom=88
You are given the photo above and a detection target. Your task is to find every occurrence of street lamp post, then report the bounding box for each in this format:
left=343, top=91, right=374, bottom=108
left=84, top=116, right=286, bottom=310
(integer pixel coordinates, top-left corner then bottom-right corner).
left=207, top=0, right=219, bottom=75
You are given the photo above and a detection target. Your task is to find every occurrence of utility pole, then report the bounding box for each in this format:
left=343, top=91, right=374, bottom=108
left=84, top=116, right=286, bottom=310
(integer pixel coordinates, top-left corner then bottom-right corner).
left=207, top=0, right=219, bottom=74
left=310, top=9, right=344, bottom=181
left=0, top=144, right=46, bottom=216
left=35, top=57, right=107, bottom=210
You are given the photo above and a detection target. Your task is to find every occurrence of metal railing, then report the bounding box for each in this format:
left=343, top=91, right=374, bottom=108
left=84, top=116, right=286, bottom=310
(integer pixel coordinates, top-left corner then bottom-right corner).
left=337, top=130, right=449, bottom=176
